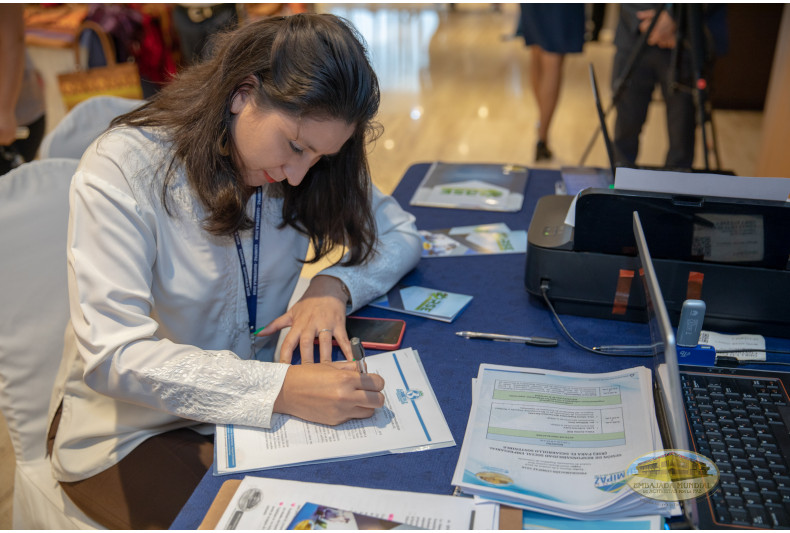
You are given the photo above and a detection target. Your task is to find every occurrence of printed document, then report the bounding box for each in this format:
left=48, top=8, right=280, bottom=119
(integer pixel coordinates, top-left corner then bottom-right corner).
left=419, top=223, right=527, bottom=257
left=409, top=161, right=529, bottom=212
left=452, top=364, right=674, bottom=520
left=614, top=168, right=790, bottom=202
left=214, top=348, right=454, bottom=474
left=369, top=285, right=473, bottom=322
left=213, top=476, right=494, bottom=530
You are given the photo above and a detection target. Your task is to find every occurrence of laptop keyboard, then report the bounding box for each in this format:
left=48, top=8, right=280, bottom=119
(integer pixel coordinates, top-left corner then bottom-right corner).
left=682, top=373, right=790, bottom=529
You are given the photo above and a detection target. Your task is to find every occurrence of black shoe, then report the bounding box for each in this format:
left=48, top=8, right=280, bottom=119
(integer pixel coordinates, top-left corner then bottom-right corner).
left=535, top=141, right=552, bottom=162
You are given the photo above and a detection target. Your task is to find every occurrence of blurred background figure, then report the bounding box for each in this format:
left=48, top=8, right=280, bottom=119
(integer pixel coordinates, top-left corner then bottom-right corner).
left=518, top=3, right=585, bottom=162
left=0, top=4, right=46, bottom=175
left=612, top=4, right=728, bottom=170
left=588, top=3, right=608, bottom=42
left=172, top=3, right=240, bottom=67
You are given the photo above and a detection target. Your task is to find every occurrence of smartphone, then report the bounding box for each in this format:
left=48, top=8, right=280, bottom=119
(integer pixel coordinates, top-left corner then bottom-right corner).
left=314, top=316, right=406, bottom=351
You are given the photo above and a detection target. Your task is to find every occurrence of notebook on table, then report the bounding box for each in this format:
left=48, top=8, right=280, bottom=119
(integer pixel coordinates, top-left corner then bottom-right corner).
left=634, top=210, right=790, bottom=529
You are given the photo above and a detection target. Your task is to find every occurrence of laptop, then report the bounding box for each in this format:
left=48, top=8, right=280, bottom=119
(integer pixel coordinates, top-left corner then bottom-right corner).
left=634, top=210, right=790, bottom=529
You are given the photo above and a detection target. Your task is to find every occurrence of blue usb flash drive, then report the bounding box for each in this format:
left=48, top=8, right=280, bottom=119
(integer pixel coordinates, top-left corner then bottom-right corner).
left=677, top=344, right=716, bottom=366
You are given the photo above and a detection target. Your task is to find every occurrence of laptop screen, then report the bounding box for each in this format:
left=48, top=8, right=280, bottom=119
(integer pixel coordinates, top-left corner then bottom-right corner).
left=633, top=211, right=690, bottom=452
left=633, top=211, right=698, bottom=526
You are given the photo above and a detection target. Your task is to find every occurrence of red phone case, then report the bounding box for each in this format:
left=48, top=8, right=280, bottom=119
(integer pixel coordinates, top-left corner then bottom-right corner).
left=313, top=316, right=406, bottom=350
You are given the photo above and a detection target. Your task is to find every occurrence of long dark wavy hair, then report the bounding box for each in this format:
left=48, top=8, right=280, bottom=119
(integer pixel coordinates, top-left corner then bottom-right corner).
left=111, top=13, right=381, bottom=265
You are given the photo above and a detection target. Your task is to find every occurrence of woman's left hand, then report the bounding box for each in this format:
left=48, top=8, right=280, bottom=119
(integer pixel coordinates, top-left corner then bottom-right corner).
left=255, top=275, right=352, bottom=364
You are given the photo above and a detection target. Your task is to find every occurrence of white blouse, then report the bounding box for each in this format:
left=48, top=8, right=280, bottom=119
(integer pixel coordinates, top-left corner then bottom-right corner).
left=48, top=127, right=421, bottom=481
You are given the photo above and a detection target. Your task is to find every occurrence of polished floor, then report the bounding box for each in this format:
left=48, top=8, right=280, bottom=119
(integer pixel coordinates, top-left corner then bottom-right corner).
left=320, top=3, right=762, bottom=194
left=0, top=3, right=764, bottom=528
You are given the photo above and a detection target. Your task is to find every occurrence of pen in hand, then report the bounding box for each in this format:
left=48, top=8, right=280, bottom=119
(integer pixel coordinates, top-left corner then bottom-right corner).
left=351, top=337, right=367, bottom=373
left=456, top=331, right=558, bottom=347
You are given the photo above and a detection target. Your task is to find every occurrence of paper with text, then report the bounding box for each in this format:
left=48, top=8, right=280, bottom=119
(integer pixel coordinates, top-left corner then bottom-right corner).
left=214, top=476, right=492, bottom=530
left=214, top=348, right=454, bottom=474
left=452, top=364, right=674, bottom=520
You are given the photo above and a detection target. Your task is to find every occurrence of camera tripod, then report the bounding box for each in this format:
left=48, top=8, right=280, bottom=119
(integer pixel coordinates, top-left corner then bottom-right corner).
left=579, top=4, right=722, bottom=172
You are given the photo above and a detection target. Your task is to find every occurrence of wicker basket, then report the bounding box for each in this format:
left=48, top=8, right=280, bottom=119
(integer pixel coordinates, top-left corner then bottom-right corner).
left=57, top=20, right=143, bottom=111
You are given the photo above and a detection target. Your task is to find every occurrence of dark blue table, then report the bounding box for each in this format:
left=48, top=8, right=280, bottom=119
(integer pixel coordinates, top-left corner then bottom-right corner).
left=169, top=164, right=789, bottom=529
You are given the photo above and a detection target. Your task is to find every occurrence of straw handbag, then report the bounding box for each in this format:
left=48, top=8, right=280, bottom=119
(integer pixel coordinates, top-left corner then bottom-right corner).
left=57, top=20, right=143, bottom=111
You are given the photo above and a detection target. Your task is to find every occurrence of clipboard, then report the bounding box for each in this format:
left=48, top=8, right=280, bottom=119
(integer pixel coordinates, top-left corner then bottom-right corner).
left=198, top=479, right=242, bottom=530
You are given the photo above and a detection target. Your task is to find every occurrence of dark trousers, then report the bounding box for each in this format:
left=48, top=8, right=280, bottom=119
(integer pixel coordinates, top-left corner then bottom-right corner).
left=0, top=114, right=46, bottom=175
left=612, top=45, right=696, bottom=170
left=47, top=404, right=214, bottom=529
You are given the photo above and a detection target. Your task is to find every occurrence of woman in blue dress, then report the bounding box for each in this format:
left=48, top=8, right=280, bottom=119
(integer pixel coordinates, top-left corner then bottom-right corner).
left=519, top=3, right=586, bottom=162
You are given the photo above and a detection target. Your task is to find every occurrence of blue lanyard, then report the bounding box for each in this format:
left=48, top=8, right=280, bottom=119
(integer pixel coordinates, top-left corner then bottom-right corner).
left=233, top=186, right=262, bottom=336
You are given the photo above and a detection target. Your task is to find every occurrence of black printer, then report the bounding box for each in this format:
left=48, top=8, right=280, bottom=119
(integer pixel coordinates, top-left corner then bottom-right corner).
left=525, top=188, right=790, bottom=338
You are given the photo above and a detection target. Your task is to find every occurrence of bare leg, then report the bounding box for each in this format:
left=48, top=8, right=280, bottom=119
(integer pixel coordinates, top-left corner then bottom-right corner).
left=529, top=45, right=543, bottom=124
left=531, top=46, right=565, bottom=143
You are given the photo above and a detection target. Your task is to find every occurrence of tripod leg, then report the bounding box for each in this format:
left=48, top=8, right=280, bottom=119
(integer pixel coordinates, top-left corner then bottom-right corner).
left=686, top=5, right=712, bottom=171
left=704, top=100, right=722, bottom=170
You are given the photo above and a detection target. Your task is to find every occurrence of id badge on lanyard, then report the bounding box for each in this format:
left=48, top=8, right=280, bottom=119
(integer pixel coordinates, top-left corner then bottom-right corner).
left=233, top=187, right=262, bottom=355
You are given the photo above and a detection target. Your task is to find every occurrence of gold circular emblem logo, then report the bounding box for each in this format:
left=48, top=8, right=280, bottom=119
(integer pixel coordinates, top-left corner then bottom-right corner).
left=475, top=471, right=514, bottom=486
left=626, top=449, right=719, bottom=501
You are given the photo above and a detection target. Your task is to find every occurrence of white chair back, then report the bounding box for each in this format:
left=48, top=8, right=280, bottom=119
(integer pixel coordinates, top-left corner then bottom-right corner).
left=39, top=96, right=143, bottom=160
left=0, top=158, right=76, bottom=462
left=0, top=158, right=103, bottom=528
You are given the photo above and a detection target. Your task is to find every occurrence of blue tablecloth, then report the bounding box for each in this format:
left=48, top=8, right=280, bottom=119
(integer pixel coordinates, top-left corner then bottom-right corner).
left=169, top=165, right=652, bottom=529
left=169, top=164, right=789, bottom=529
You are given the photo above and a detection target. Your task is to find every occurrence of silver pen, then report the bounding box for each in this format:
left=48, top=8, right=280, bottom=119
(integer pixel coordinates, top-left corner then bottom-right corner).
left=456, top=331, right=558, bottom=347
left=351, top=337, right=367, bottom=373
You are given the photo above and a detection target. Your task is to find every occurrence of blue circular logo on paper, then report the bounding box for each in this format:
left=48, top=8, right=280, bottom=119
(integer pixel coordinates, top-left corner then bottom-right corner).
left=396, top=388, right=423, bottom=404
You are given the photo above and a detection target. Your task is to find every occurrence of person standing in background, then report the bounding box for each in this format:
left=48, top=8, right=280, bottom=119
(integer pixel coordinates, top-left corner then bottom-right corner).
left=612, top=4, right=695, bottom=169
left=0, top=4, right=46, bottom=175
left=588, top=3, right=608, bottom=42
left=612, top=4, right=726, bottom=169
left=518, top=3, right=585, bottom=162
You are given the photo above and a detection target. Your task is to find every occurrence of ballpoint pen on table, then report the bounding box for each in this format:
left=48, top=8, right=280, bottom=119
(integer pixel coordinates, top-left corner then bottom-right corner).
left=455, top=331, right=558, bottom=347
left=351, top=337, right=367, bottom=373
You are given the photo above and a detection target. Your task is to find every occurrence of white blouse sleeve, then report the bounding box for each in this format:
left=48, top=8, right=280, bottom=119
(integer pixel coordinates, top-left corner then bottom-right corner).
left=320, top=185, right=422, bottom=311
left=67, top=140, right=288, bottom=429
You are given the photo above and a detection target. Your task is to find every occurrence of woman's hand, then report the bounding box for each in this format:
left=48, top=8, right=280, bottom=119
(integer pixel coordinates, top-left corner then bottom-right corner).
left=255, top=275, right=354, bottom=363
left=273, top=361, right=385, bottom=425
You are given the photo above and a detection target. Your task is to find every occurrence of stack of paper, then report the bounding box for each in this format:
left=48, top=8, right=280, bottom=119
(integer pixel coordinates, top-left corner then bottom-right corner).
left=214, top=348, right=454, bottom=475
left=496, top=506, right=663, bottom=530
left=452, top=364, right=676, bottom=521
left=369, top=285, right=473, bottom=322
left=419, top=223, right=527, bottom=257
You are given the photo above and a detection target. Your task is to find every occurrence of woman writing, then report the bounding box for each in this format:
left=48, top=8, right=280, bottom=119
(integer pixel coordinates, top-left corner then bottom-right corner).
left=47, top=14, right=421, bottom=529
